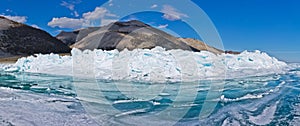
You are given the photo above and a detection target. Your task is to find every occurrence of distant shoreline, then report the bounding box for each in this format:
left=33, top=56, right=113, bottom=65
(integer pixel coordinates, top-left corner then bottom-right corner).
left=0, top=56, right=22, bottom=63
left=0, top=53, right=71, bottom=64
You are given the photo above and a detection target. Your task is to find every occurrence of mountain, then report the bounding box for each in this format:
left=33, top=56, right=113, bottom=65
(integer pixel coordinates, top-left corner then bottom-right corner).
left=179, top=38, right=224, bottom=54
left=55, top=31, right=79, bottom=46
left=0, top=16, right=71, bottom=58
left=56, top=27, right=101, bottom=46
left=57, top=20, right=225, bottom=54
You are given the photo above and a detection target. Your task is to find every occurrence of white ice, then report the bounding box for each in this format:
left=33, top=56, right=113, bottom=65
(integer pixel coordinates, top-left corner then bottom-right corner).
left=0, top=87, right=98, bottom=126
left=2, top=47, right=288, bottom=82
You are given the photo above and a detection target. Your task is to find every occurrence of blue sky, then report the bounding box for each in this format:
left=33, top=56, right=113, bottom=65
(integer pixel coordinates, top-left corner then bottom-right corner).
left=0, top=0, right=299, bottom=62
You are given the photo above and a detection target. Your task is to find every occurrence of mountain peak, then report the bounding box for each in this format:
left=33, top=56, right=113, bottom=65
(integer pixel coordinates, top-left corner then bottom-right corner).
left=0, top=16, right=24, bottom=30
left=113, top=20, right=150, bottom=27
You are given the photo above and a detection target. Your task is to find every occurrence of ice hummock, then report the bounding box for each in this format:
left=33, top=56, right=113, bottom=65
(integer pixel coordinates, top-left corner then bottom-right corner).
left=2, top=47, right=287, bottom=82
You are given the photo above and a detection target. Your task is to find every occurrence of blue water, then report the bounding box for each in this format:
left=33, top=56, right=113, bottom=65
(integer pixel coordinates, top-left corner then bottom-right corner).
left=0, top=64, right=300, bottom=125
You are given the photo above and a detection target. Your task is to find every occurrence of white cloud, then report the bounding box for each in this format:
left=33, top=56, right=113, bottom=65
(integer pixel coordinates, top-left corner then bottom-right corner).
left=123, top=15, right=138, bottom=21
left=101, top=19, right=117, bottom=26
left=82, top=7, right=117, bottom=21
left=60, top=0, right=82, bottom=17
left=31, top=24, right=40, bottom=29
left=161, top=5, right=188, bottom=21
left=5, top=9, right=12, bottom=13
left=60, top=1, right=75, bottom=11
left=150, top=4, right=158, bottom=9
left=83, top=7, right=108, bottom=20
left=74, top=11, right=79, bottom=17
left=157, top=24, right=168, bottom=29
left=108, top=0, right=113, bottom=6
left=0, top=15, right=27, bottom=23
left=48, top=17, right=84, bottom=29
left=48, top=7, right=118, bottom=29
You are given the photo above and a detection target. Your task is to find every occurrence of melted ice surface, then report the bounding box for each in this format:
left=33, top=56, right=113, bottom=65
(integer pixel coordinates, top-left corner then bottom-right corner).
left=3, top=47, right=287, bottom=82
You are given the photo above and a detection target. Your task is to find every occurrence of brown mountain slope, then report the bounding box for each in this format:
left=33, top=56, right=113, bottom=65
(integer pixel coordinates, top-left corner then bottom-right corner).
left=179, top=38, right=224, bottom=54
left=56, top=20, right=239, bottom=55
left=0, top=16, right=71, bottom=58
